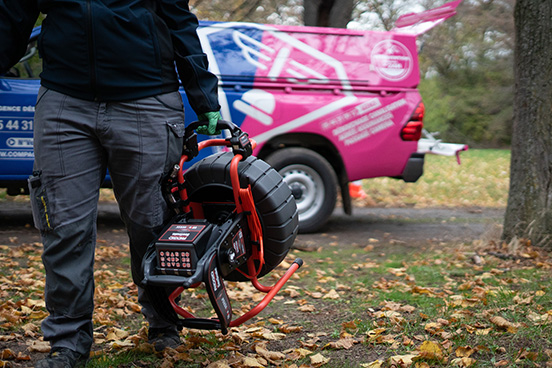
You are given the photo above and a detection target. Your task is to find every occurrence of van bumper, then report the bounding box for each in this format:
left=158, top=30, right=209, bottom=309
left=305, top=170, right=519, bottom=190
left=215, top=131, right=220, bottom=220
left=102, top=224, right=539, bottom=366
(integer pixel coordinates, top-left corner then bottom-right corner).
left=399, top=153, right=424, bottom=183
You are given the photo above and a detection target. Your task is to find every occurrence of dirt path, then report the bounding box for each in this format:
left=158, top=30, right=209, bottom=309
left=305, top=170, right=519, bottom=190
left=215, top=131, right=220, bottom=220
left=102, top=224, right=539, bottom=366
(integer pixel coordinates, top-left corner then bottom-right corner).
left=0, top=201, right=504, bottom=247
left=297, top=206, right=504, bottom=249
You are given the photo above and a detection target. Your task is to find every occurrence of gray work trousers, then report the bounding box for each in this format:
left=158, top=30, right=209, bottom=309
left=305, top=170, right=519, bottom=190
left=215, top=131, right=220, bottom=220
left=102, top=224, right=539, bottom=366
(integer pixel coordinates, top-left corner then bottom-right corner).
left=29, top=87, right=186, bottom=355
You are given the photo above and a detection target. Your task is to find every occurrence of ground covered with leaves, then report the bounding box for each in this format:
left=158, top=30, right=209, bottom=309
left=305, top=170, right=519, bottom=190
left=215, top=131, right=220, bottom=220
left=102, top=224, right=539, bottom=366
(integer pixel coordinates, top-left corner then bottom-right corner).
left=1, top=225, right=551, bottom=367
left=1, top=150, right=551, bottom=367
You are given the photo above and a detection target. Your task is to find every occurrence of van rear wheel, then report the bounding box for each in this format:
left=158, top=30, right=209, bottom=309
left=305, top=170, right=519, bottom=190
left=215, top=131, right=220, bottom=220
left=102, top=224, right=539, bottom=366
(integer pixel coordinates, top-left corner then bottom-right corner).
left=265, top=148, right=337, bottom=233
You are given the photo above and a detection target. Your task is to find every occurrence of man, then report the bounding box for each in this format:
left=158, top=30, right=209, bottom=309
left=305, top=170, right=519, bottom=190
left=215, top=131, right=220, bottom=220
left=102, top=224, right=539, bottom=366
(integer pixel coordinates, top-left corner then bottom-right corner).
left=0, top=0, right=221, bottom=366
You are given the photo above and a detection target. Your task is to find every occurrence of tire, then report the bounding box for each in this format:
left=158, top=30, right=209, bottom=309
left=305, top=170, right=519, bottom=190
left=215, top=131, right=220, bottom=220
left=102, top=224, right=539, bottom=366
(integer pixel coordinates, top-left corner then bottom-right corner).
left=265, top=148, right=338, bottom=233
left=183, top=151, right=299, bottom=281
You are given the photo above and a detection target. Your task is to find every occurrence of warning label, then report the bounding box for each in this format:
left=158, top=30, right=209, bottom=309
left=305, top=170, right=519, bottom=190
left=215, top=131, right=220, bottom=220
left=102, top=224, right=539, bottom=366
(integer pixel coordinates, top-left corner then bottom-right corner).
left=158, top=224, right=205, bottom=242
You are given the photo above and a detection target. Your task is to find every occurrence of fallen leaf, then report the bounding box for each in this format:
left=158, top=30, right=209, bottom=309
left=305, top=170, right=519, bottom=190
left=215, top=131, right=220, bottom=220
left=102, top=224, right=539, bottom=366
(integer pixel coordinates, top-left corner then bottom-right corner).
left=28, top=341, right=50, bottom=353
left=110, top=340, right=135, bottom=349
left=16, top=352, right=31, bottom=361
left=451, top=357, right=476, bottom=367
left=494, top=359, right=510, bottom=366
left=310, top=353, right=330, bottom=367
left=489, top=316, right=518, bottom=333
left=323, top=337, right=357, bottom=350
left=516, top=348, right=538, bottom=362
left=261, top=332, right=286, bottom=340
left=388, top=354, right=418, bottom=367
left=424, top=322, right=443, bottom=335
left=360, top=360, right=383, bottom=368
left=455, top=346, right=476, bottom=358
left=255, top=344, right=286, bottom=360
left=323, top=289, right=340, bottom=300
left=297, top=304, right=316, bottom=312
left=279, top=324, right=303, bottom=333
left=1, top=349, right=16, bottom=360
left=342, top=320, right=358, bottom=329
left=418, top=340, right=443, bottom=361
left=287, top=348, right=313, bottom=360
left=206, top=360, right=232, bottom=368
left=242, top=356, right=265, bottom=367
left=106, top=327, right=130, bottom=341
left=268, top=318, right=283, bottom=325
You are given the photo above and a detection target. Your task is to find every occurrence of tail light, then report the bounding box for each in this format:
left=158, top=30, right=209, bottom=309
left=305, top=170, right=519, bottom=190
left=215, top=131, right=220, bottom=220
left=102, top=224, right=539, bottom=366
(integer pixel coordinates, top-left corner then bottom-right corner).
left=401, top=102, right=424, bottom=141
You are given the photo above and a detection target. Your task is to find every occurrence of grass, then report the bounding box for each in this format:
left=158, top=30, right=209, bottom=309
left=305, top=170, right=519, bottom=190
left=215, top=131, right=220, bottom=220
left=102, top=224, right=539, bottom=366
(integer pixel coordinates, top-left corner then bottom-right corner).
left=286, top=243, right=551, bottom=367
left=359, top=149, right=511, bottom=208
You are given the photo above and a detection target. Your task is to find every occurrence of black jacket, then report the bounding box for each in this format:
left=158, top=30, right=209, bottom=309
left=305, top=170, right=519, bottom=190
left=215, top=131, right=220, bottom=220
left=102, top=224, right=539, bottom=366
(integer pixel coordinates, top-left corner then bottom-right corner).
left=0, top=0, right=219, bottom=113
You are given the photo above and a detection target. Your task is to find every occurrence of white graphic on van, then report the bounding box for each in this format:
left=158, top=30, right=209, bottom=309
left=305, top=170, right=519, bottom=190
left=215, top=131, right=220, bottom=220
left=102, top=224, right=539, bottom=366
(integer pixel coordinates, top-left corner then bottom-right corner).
left=198, top=23, right=358, bottom=142
left=371, top=40, right=413, bottom=81
left=233, top=89, right=275, bottom=126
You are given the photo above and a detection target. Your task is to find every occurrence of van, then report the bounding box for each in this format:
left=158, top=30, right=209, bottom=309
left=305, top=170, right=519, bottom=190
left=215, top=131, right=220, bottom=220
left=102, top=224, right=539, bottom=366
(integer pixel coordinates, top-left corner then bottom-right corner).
left=0, top=0, right=465, bottom=232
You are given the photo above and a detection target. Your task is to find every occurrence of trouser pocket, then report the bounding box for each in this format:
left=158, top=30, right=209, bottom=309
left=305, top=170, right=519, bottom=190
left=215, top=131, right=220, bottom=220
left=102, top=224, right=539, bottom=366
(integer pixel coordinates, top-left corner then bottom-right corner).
left=28, top=171, right=53, bottom=232
left=166, top=119, right=186, bottom=170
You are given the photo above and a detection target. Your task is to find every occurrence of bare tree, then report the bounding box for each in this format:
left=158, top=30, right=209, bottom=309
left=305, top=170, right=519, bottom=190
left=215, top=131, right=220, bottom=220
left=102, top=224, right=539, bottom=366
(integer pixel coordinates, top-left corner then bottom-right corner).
left=191, top=0, right=302, bottom=24
left=303, top=0, right=354, bottom=27
left=503, top=0, right=552, bottom=248
left=352, top=0, right=408, bottom=31
left=418, top=0, right=515, bottom=78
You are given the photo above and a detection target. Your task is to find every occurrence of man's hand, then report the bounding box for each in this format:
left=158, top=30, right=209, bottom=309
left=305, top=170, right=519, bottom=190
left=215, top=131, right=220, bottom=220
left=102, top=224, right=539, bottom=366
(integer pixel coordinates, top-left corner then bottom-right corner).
left=196, top=111, right=222, bottom=135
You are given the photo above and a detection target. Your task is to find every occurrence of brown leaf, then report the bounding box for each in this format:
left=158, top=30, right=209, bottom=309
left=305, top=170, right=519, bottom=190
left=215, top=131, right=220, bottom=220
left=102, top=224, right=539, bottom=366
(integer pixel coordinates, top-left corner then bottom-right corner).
left=342, top=320, right=358, bottom=330
left=388, top=354, right=418, bottom=367
left=418, top=340, right=444, bottom=361
left=28, top=341, right=50, bottom=353
left=268, top=318, right=283, bottom=325
left=451, top=357, right=476, bottom=367
left=286, top=348, right=312, bottom=360
left=360, top=360, right=383, bottom=368
left=206, top=360, right=232, bottom=368
left=310, top=353, right=330, bottom=367
left=424, top=322, right=443, bottom=335
left=159, top=358, right=175, bottom=368
left=300, top=340, right=319, bottom=350
left=455, top=346, right=476, bottom=358
left=279, top=324, right=303, bottom=333
left=1, top=349, right=16, bottom=360
left=415, top=363, right=431, bottom=368
left=323, top=289, right=340, bottom=300
left=494, top=360, right=510, bottom=366
left=15, top=352, right=31, bottom=362
left=255, top=344, right=286, bottom=361
left=489, top=316, right=518, bottom=333
left=323, top=337, right=357, bottom=350
left=516, top=348, right=538, bottom=362
left=105, top=327, right=129, bottom=341
left=261, top=332, right=286, bottom=340
left=242, top=356, right=265, bottom=367
left=297, top=304, right=316, bottom=312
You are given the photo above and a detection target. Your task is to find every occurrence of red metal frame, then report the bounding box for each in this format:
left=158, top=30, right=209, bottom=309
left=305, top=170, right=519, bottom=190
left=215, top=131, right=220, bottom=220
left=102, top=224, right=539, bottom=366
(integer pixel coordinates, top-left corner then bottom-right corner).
left=167, top=137, right=301, bottom=328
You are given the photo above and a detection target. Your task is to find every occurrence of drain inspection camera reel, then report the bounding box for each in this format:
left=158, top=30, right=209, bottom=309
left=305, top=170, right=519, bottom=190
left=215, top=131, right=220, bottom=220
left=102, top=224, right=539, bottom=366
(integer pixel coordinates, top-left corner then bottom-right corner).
left=142, top=120, right=302, bottom=334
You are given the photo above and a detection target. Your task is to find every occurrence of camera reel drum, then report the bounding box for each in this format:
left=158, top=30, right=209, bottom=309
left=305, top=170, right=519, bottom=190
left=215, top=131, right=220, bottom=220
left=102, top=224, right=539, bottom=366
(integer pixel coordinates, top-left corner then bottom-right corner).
left=142, top=120, right=302, bottom=334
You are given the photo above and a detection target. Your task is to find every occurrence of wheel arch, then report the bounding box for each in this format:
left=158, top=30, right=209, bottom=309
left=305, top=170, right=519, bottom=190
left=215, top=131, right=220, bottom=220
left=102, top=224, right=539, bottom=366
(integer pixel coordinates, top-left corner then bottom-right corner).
left=256, top=133, right=352, bottom=216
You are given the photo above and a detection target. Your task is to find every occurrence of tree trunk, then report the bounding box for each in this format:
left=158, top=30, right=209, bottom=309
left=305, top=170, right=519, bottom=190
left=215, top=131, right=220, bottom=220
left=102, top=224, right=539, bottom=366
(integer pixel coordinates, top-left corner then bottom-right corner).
left=303, top=0, right=353, bottom=28
left=503, top=0, right=552, bottom=248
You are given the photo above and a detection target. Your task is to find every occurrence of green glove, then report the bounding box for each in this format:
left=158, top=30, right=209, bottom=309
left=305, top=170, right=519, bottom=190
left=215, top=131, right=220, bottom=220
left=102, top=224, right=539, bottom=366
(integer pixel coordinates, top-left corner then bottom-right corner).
left=196, top=111, right=222, bottom=135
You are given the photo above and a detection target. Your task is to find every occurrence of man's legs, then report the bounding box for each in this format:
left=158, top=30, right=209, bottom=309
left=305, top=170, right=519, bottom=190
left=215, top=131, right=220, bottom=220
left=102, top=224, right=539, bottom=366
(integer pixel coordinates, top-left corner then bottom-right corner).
left=31, top=87, right=107, bottom=357
left=101, top=91, right=185, bottom=330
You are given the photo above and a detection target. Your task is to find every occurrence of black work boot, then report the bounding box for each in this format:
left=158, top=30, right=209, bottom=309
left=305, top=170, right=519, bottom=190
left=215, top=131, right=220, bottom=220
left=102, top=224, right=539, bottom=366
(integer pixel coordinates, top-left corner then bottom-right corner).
left=35, top=347, right=88, bottom=368
left=147, top=326, right=181, bottom=351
